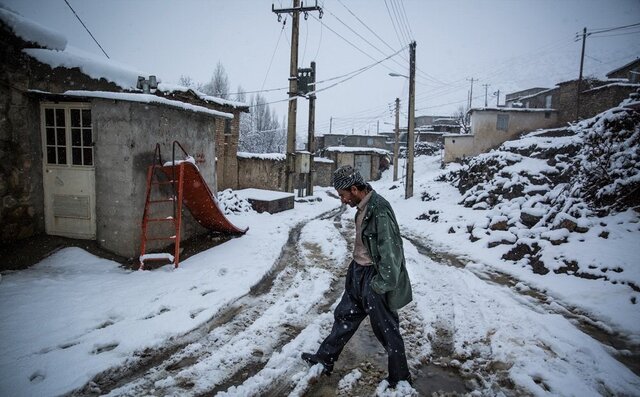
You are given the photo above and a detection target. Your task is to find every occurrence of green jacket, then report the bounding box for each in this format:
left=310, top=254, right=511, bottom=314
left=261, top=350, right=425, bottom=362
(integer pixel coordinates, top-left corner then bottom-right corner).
left=360, top=191, right=412, bottom=310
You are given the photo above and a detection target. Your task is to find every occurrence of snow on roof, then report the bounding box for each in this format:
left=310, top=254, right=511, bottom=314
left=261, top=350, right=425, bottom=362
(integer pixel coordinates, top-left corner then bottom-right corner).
left=3, top=5, right=239, bottom=107
left=470, top=107, right=557, bottom=113
left=518, top=87, right=556, bottom=101
left=159, top=83, right=249, bottom=109
left=0, top=6, right=66, bottom=50
left=237, top=152, right=286, bottom=161
left=37, top=90, right=234, bottom=119
left=582, top=82, right=640, bottom=94
left=314, top=157, right=334, bottom=163
left=325, top=146, right=390, bottom=154
left=24, top=46, right=146, bottom=90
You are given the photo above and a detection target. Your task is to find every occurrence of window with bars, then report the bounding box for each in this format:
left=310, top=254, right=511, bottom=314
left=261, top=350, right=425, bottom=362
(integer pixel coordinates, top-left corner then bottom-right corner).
left=43, top=105, right=93, bottom=166
left=496, top=114, right=509, bottom=131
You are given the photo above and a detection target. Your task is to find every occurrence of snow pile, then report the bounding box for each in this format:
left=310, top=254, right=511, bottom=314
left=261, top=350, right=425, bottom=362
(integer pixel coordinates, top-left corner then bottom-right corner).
left=217, top=189, right=255, bottom=215
left=442, top=104, right=639, bottom=287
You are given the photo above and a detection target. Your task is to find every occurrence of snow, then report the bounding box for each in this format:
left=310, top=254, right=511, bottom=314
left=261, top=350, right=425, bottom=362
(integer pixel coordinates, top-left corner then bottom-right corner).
left=325, top=146, right=390, bottom=154
left=1, top=160, right=639, bottom=395
left=56, top=90, right=233, bottom=119
left=235, top=188, right=294, bottom=201
left=0, top=6, right=66, bottom=50
left=24, top=45, right=146, bottom=90
left=237, top=151, right=286, bottom=161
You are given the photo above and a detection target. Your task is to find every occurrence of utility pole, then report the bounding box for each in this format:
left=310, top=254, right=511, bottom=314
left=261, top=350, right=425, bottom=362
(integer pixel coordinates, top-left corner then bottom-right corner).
left=493, top=89, right=501, bottom=107
left=272, top=1, right=322, bottom=192
left=467, top=78, right=476, bottom=110
left=329, top=116, right=332, bottom=133
left=405, top=41, right=416, bottom=199
left=482, top=83, right=490, bottom=107
left=393, top=97, right=400, bottom=182
left=306, top=61, right=316, bottom=196
left=577, top=27, right=587, bottom=121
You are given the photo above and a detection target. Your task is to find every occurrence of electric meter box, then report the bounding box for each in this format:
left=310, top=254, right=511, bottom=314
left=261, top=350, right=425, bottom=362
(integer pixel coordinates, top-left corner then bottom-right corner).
left=295, top=152, right=310, bottom=173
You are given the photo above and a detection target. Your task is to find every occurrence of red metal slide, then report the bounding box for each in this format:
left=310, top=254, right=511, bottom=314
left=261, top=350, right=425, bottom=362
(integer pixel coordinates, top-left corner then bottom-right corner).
left=159, top=162, right=248, bottom=235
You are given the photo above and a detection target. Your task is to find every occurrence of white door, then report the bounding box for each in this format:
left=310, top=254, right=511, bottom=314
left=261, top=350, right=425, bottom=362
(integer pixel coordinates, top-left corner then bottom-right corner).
left=41, top=103, right=96, bottom=239
left=354, top=154, right=371, bottom=181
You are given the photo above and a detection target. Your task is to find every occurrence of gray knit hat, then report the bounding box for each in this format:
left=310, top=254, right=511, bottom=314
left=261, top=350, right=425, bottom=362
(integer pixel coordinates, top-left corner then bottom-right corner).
left=332, top=165, right=364, bottom=190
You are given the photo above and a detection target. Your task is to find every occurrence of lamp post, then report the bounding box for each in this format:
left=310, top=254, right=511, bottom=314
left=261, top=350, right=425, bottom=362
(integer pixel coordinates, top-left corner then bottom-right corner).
left=388, top=41, right=416, bottom=199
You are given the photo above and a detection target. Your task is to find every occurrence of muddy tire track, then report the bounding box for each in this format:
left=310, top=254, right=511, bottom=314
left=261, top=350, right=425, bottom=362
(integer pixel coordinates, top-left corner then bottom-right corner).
left=69, top=205, right=347, bottom=397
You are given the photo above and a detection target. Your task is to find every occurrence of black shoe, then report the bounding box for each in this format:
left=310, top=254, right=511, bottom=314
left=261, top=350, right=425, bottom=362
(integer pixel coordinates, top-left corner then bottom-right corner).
left=385, top=376, right=413, bottom=389
left=301, top=352, right=333, bottom=375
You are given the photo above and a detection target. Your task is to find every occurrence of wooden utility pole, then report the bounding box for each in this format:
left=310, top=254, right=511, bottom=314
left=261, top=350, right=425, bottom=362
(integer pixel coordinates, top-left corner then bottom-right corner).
left=405, top=41, right=416, bottom=199
left=467, top=77, right=476, bottom=110
left=272, top=1, right=322, bottom=192
left=493, top=89, right=501, bottom=107
left=306, top=61, right=316, bottom=196
left=393, top=97, right=400, bottom=182
left=577, top=27, right=587, bottom=121
left=483, top=83, right=490, bottom=107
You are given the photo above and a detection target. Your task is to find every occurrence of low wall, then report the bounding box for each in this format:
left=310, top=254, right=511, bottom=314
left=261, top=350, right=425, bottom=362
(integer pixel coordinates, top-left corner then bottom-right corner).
left=237, top=154, right=335, bottom=191
left=444, top=135, right=475, bottom=162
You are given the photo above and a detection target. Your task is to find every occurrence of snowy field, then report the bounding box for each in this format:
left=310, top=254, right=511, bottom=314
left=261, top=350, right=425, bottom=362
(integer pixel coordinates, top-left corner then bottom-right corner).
left=1, top=153, right=639, bottom=396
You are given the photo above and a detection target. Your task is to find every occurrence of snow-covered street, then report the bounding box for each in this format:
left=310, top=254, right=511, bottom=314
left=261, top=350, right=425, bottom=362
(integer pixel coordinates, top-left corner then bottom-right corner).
left=1, top=151, right=639, bottom=396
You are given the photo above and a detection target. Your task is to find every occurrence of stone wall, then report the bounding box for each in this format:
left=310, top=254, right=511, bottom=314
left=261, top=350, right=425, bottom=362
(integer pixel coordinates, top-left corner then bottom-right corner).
left=237, top=156, right=287, bottom=191
left=313, top=159, right=334, bottom=187
left=0, top=24, right=120, bottom=243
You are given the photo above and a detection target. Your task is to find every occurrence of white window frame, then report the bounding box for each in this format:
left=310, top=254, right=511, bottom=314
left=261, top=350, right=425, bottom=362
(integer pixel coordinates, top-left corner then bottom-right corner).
left=41, top=102, right=94, bottom=169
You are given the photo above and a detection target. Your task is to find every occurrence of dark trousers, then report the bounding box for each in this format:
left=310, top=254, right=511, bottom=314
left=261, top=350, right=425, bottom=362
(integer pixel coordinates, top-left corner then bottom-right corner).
left=316, top=261, right=410, bottom=382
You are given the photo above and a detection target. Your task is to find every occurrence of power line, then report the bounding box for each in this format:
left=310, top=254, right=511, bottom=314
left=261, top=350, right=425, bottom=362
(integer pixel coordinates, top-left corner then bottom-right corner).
left=260, top=22, right=286, bottom=92
left=383, top=0, right=404, bottom=49
left=63, top=0, right=109, bottom=59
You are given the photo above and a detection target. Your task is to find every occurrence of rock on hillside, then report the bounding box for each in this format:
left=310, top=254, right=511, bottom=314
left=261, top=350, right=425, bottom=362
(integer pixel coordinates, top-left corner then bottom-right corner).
left=443, top=102, right=639, bottom=290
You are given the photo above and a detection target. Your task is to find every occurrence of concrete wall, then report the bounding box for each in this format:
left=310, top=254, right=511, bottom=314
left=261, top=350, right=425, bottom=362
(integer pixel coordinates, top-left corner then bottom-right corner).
left=93, top=99, right=218, bottom=257
left=443, top=135, right=475, bottom=163
left=471, top=110, right=558, bottom=152
left=320, top=134, right=389, bottom=150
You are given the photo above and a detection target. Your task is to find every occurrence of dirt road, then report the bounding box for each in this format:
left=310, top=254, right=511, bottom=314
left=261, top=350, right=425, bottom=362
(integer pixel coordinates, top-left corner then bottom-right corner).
left=71, top=204, right=638, bottom=396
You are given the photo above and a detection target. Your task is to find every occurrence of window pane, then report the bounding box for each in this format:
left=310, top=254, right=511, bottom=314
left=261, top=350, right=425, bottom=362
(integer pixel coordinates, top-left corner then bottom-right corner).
left=55, top=109, right=65, bottom=126
left=71, top=109, right=81, bottom=127
left=82, top=129, right=92, bottom=146
left=46, top=128, right=56, bottom=145
left=47, top=147, right=56, bottom=163
left=45, top=109, right=54, bottom=126
left=82, top=109, right=91, bottom=127
left=56, top=128, right=66, bottom=145
left=57, top=147, right=67, bottom=164
left=83, top=148, right=93, bottom=165
left=72, top=148, right=82, bottom=165
left=72, top=129, right=81, bottom=146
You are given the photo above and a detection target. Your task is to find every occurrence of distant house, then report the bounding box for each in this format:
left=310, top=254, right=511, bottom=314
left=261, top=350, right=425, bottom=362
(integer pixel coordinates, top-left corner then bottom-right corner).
left=444, top=108, right=558, bottom=163
left=443, top=58, right=640, bottom=163
left=0, top=7, right=248, bottom=258
left=505, top=88, right=550, bottom=107
left=606, top=58, right=640, bottom=83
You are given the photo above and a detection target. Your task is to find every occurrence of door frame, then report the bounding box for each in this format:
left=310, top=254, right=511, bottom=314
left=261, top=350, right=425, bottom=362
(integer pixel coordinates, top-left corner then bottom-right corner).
left=40, top=101, right=97, bottom=239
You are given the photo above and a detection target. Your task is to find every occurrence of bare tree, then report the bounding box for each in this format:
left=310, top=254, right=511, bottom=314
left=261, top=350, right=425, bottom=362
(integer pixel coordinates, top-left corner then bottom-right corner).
left=202, top=61, right=230, bottom=99
left=453, top=105, right=471, bottom=134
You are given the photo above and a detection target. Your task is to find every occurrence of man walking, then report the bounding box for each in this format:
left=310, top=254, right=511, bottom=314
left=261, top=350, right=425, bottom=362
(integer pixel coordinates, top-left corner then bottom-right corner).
left=302, top=165, right=412, bottom=388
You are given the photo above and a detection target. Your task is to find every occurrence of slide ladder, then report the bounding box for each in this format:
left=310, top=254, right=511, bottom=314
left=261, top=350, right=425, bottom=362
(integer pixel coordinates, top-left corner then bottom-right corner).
left=139, top=141, right=247, bottom=270
left=139, top=143, right=184, bottom=269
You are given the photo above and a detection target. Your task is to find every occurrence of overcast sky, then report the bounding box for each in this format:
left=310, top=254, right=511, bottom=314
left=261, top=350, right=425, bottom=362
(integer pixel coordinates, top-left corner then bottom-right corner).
left=3, top=0, right=640, bottom=138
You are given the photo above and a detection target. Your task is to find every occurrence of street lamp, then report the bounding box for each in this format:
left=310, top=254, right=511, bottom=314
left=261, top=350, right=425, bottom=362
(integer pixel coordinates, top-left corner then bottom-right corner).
left=388, top=41, right=416, bottom=199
